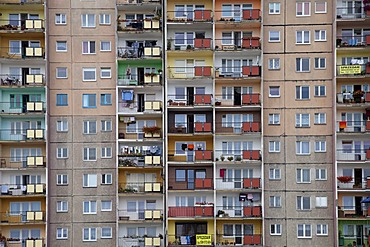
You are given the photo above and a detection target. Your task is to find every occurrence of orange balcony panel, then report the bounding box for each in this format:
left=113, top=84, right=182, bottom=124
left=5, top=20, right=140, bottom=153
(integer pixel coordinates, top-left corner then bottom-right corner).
left=194, top=67, right=203, bottom=76
left=251, top=150, right=260, bottom=160
left=242, top=39, right=251, bottom=48
left=243, top=150, right=251, bottom=160
left=195, top=122, right=203, bottom=132
left=203, top=94, right=211, bottom=104
left=252, top=206, right=261, bottom=216
left=194, top=38, right=211, bottom=48
left=251, top=94, right=259, bottom=104
left=195, top=150, right=212, bottom=160
left=251, top=10, right=260, bottom=19
left=194, top=10, right=212, bottom=21
left=367, top=35, right=370, bottom=45
left=251, top=38, right=260, bottom=48
left=251, top=178, right=260, bottom=188
left=203, top=206, right=213, bottom=216
left=251, top=122, right=260, bottom=132
left=251, top=66, right=260, bottom=76
left=203, top=178, right=212, bottom=188
left=203, top=67, right=211, bottom=76
left=243, top=122, right=251, bottom=132
left=243, top=178, right=252, bottom=188
left=368, top=207, right=370, bottom=216
left=244, top=236, right=253, bottom=245
left=242, top=66, right=251, bottom=76
left=244, top=206, right=252, bottom=217
left=365, top=93, right=370, bottom=102
left=168, top=207, right=195, bottom=217
left=366, top=121, right=370, bottom=131
left=367, top=178, right=370, bottom=189
left=195, top=207, right=203, bottom=216
left=242, top=94, right=251, bottom=104
left=194, top=178, right=212, bottom=189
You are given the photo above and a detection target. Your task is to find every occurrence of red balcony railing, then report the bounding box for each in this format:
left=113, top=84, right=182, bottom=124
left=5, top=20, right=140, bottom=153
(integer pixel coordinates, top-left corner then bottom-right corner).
left=244, top=234, right=262, bottom=245
left=242, top=122, right=260, bottom=132
left=168, top=66, right=213, bottom=79
left=242, top=65, right=261, bottom=76
left=168, top=206, right=214, bottom=217
left=194, top=122, right=212, bottom=133
left=215, top=37, right=260, bottom=50
left=243, top=150, right=261, bottom=160
left=243, top=178, right=261, bottom=189
left=195, top=150, right=213, bottom=161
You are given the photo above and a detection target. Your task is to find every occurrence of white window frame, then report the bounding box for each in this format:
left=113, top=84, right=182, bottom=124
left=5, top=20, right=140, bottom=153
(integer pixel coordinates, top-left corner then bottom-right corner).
left=101, top=227, right=112, bottom=239
left=101, top=200, right=112, bottom=211
left=83, top=200, right=97, bottom=214
left=316, top=196, right=328, bottom=208
left=269, top=86, right=280, bottom=97
left=314, top=58, right=326, bottom=69
left=83, top=147, right=97, bottom=161
left=296, top=30, right=310, bottom=44
left=315, top=2, right=327, bottom=13
left=314, top=113, right=326, bottom=124
left=296, top=58, right=310, bottom=72
left=81, top=14, right=96, bottom=28
left=296, top=86, right=310, bottom=100
left=269, top=141, right=280, bottom=153
left=100, top=41, right=111, bottom=51
left=101, top=147, right=112, bottom=159
left=83, top=228, right=97, bottom=241
left=83, top=68, right=97, bottom=81
left=269, top=2, right=281, bottom=14
left=56, top=41, right=67, bottom=52
left=99, top=14, right=111, bottom=25
left=269, top=113, right=280, bottom=125
left=56, top=228, right=68, bottom=239
left=297, top=224, right=312, bottom=238
left=56, top=67, right=68, bottom=78
left=270, top=224, right=282, bottom=235
left=315, top=141, right=326, bottom=152
left=314, top=85, right=326, bottom=96
left=268, top=58, right=280, bottom=70
left=83, top=174, right=98, bottom=188
left=296, top=168, right=311, bottom=183
left=316, top=224, right=328, bottom=236
left=82, top=41, right=96, bottom=54
left=56, top=147, right=68, bottom=159
left=315, top=30, right=326, bottom=41
left=57, top=201, right=68, bottom=212
left=57, top=120, right=68, bottom=132
left=296, top=2, right=311, bottom=16
left=269, top=195, right=281, bottom=208
left=269, top=31, right=280, bottom=42
left=296, top=113, right=310, bottom=127
left=297, top=196, right=311, bottom=210
left=83, top=120, right=97, bottom=134
left=101, top=120, right=112, bottom=131
left=101, top=173, right=112, bottom=185
left=55, top=13, right=67, bottom=25
left=315, top=168, right=327, bottom=180
left=57, top=174, right=68, bottom=185
left=100, top=67, right=112, bottom=78
left=296, top=141, right=310, bottom=155
left=269, top=168, right=281, bottom=180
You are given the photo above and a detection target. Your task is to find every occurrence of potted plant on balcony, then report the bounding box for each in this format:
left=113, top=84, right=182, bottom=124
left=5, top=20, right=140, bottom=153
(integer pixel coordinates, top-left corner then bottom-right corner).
left=353, top=90, right=364, bottom=103
left=337, top=176, right=353, bottom=183
left=142, top=126, right=161, bottom=138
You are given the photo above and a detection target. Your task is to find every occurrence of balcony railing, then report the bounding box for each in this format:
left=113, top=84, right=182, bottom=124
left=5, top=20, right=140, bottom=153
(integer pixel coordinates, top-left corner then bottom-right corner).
left=0, top=102, right=45, bottom=114
left=337, top=149, right=370, bottom=161
left=0, top=0, right=45, bottom=4
left=168, top=122, right=213, bottom=134
left=0, top=183, right=45, bottom=195
left=0, top=129, right=45, bottom=141
left=118, top=236, right=162, bottom=247
left=118, top=155, right=162, bottom=167
left=0, top=74, right=45, bottom=86
left=167, top=150, right=213, bottom=162
left=6, top=239, right=45, bottom=247
left=338, top=205, right=369, bottom=218
left=167, top=10, right=213, bottom=22
left=216, top=234, right=262, bottom=246
left=118, top=182, right=163, bottom=193
left=336, top=35, right=370, bottom=47
left=117, top=46, right=162, bottom=59
left=214, top=9, right=261, bottom=21
left=118, top=127, right=162, bottom=139
left=168, top=38, right=212, bottom=50
left=118, top=73, right=162, bottom=86
left=168, top=234, right=214, bottom=246
left=336, top=7, right=369, bottom=19
left=215, top=37, right=261, bottom=50
left=117, top=19, right=161, bottom=32
left=118, top=100, right=162, bottom=113
left=214, top=150, right=261, bottom=161
left=118, top=209, right=163, bottom=221
left=168, top=206, right=214, bottom=217
left=216, top=66, right=261, bottom=78
left=0, top=19, right=44, bottom=30
left=0, top=47, right=44, bottom=59
left=0, top=211, right=45, bottom=223
left=337, top=177, right=370, bottom=189
left=215, top=206, right=262, bottom=218
left=215, top=122, right=261, bottom=134
left=167, top=94, right=213, bottom=107
left=167, top=66, right=213, bottom=79
left=117, top=0, right=161, bottom=5
left=168, top=178, right=213, bottom=190
left=337, top=64, right=370, bottom=76
left=214, top=93, right=261, bottom=106
left=337, top=92, right=370, bottom=104
left=0, top=156, right=46, bottom=168
left=215, top=178, right=261, bottom=190
left=337, top=120, right=370, bottom=133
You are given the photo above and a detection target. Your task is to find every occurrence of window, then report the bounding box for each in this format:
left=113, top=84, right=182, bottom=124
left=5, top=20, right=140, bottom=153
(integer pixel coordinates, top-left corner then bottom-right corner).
left=57, top=147, right=68, bottom=159
left=83, top=121, right=97, bottom=134
left=83, top=174, right=98, bottom=187
left=56, top=94, right=68, bottom=106
left=314, top=113, right=326, bottom=124
left=269, top=3, right=281, bottom=14
left=314, top=58, right=326, bottom=69
left=298, top=224, right=312, bottom=238
left=269, top=168, right=281, bottom=180
left=223, top=224, right=233, bottom=236
left=268, top=58, right=280, bottom=70
left=296, top=113, right=310, bottom=127
left=100, top=41, right=111, bottom=51
left=269, top=31, right=280, bottom=42
left=270, top=224, right=282, bottom=235
left=315, top=2, right=327, bottom=13
left=343, top=196, right=354, bottom=210
left=316, top=224, right=328, bottom=236
left=100, top=94, right=112, bottom=105
left=55, top=14, right=67, bottom=24
left=101, top=174, right=112, bottom=185
left=296, top=58, right=310, bottom=72
left=57, top=120, right=68, bottom=132
left=269, top=195, right=281, bottom=207
left=81, top=14, right=95, bottom=27
left=57, top=174, right=68, bottom=185
left=175, top=87, right=185, bottom=100
left=101, top=227, right=112, bottom=238
left=82, top=41, right=96, bottom=54
left=314, top=85, right=326, bottom=96
left=83, top=148, right=97, bottom=161
left=296, top=141, right=310, bottom=155
left=176, top=170, right=186, bottom=182
left=83, top=228, right=97, bottom=241
left=269, top=86, right=280, bottom=97
left=101, top=147, right=112, bottom=158
left=269, top=141, right=280, bottom=152
left=269, top=113, right=280, bottom=125
left=100, top=68, right=111, bottom=78
left=315, top=168, right=327, bottom=180
left=296, top=31, right=310, bottom=44
left=82, top=94, right=96, bottom=108
left=56, top=41, right=67, bottom=52
left=83, top=68, right=96, bottom=81
left=296, top=86, right=310, bottom=99
left=296, top=169, right=310, bottom=183
left=315, top=141, right=326, bottom=152
left=57, top=201, right=68, bottom=212
left=315, top=30, right=326, bottom=41
left=56, top=67, right=67, bottom=78
left=297, top=196, right=311, bottom=210
left=101, top=120, right=112, bottom=131
left=316, top=196, right=328, bottom=207
left=57, top=228, right=68, bottom=239
left=101, top=200, right=112, bottom=211
left=222, top=87, right=232, bottom=100
left=296, top=2, right=310, bottom=16
left=83, top=201, right=97, bottom=214
left=127, top=201, right=136, bottom=212
left=9, top=41, right=21, bottom=54
left=99, top=14, right=111, bottom=25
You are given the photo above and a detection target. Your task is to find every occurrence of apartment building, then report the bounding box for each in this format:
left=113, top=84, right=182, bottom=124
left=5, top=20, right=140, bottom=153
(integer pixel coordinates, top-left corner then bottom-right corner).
left=0, top=0, right=369, bottom=246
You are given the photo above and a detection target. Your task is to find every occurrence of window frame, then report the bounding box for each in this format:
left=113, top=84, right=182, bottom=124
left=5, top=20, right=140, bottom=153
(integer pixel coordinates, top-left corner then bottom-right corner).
left=57, top=201, right=68, bottom=212
left=315, top=168, right=327, bottom=180
left=83, top=228, right=97, bottom=241
left=269, top=113, right=280, bottom=125
left=83, top=120, right=97, bottom=134
left=296, top=58, right=310, bottom=72
left=101, top=227, right=112, bottom=239
left=297, top=224, right=312, bottom=238
left=269, top=195, right=281, bottom=208
left=56, top=94, right=68, bottom=106
left=56, top=147, right=68, bottom=159
left=83, top=200, right=97, bottom=214
left=100, top=41, right=111, bottom=52
left=269, top=2, right=281, bottom=14
left=101, top=147, right=112, bottom=159
left=101, top=120, right=112, bottom=131
left=269, top=168, right=281, bottom=180
left=99, top=14, right=111, bottom=25
left=295, top=113, right=310, bottom=127
left=82, top=68, right=97, bottom=82
left=296, top=86, right=310, bottom=100
left=269, top=141, right=281, bottom=153
left=101, top=200, right=112, bottom=211
left=314, top=85, right=326, bottom=96
left=269, top=31, right=280, bottom=42
left=315, top=2, right=327, bottom=14
left=82, top=41, right=96, bottom=54
left=314, top=57, right=326, bottom=69
left=296, top=168, right=311, bottom=183
left=270, top=224, right=282, bottom=235
left=314, top=113, right=326, bottom=124
left=315, top=141, right=326, bottom=152
left=296, top=141, right=310, bottom=155
left=100, top=94, right=112, bottom=105
left=268, top=58, right=280, bottom=70
left=314, top=30, right=326, bottom=41
left=57, top=120, right=68, bottom=132
left=56, top=228, right=68, bottom=239
left=56, top=41, right=67, bottom=52
left=81, top=14, right=96, bottom=28
left=100, top=67, right=112, bottom=79
left=82, top=94, right=97, bottom=108
left=57, top=174, right=68, bottom=185
left=296, top=2, right=311, bottom=16
left=83, top=147, right=97, bottom=161
left=296, top=30, right=310, bottom=44
left=101, top=173, right=112, bottom=185
left=56, top=67, right=68, bottom=79
left=55, top=13, right=67, bottom=25
left=269, top=86, right=280, bottom=97
left=316, top=196, right=328, bottom=208
left=296, top=196, right=311, bottom=210
left=83, top=174, right=98, bottom=188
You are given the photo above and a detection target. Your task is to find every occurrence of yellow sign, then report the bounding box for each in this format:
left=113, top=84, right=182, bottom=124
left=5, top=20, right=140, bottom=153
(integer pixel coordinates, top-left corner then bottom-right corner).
left=339, top=65, right=361, bottom=75
left=196, top=234, right=212, bottom=245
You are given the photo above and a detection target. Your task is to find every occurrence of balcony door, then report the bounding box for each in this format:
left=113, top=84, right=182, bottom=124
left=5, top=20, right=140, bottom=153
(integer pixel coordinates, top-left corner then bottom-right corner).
left=354, top=168, right=362, bottom=187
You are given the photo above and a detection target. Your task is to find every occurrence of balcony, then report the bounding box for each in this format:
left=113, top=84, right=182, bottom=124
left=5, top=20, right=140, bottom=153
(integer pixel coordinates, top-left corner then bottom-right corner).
left=167, top=66, right=213, bottom=79
left=117, top=46, right=162, bottom=59
left=168, top=206, right=214, bottom=218
left=168, top=38, right=212, bottom=51
left=337, top=64, right=370, bottom=77
left=337, top=92, right=370, bottom=105
left=337, top=149, right=370, bottom=161
left=214, top=150, right=261, bottom=162
left=215, top=37, right=261, bottom=51
left=216, top=234, right=262, bottom=246
left=215, top=206, right=262, bottom=218
left=118, top=182, right=163, bottom=194
left=0, top=47, right=44, bottom=59
left=337, top=120, right=370, bottom=133
left=168, top=178, right=213, bottom=190
left=336, top=35, right=370, bottom=47
left=118, top=237, right=162, bottom=247
left=215, top=178, right=261, bottom=190
left=0, top=211, right=45, bottom=224
left=214, top=10, right=261, bottom=22
left=118, top=209, right=163, bottom=221
left=168, top=234, right=214, bottom=247
left=0, top=0, right=44, bottom=4
left=167, top=10, right=213, bottom=22
left=0, top=19, right=44, bottom=31
left=337, top=176, right=370, bottom=190
left=0, top=129, right=45, bottom=141
left=119, top=126, right=162, bottom=140
left=0, top=102, right=45, bottom=114
left=118, top=73, right=162, bottom=86
left=117, top=19, right=161, bottom=32
left=0, top=156, right=46, bottom=168
left=0, top=183, right=45, bottom=196
left=168, top=122, right=212, bottom=134
left=216, top=66, right=261, bottom=78
left=336, top=7, right=370, bottom=19
left=118, top=155, right=162, bottom=167
left=117, top=0, right=161, bottom=5
left=216, top=122, right=261, bottom=134
left=167, top=94, right=213, bottom=107
left=118, top=100, right=162, bottom=114
left=338, top=205, right=369, bottom=219
left=0, top=74, right=45, bottom=86
left=214, top=94, right=261, bottom=107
